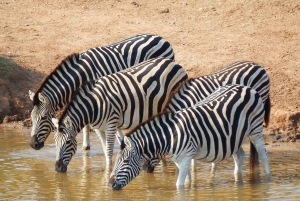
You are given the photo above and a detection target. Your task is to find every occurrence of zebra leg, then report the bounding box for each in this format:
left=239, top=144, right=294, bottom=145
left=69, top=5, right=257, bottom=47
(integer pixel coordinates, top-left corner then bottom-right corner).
left=249, top=134, right=270, bottom=175
left=94, top=129, right=109, bottom=164
left=232, top=147, right=245, bottom=174
left=116, top=129, right=124, bottom=145
left=82, top=125, right=91, bottom=150
left=232, top=147, right=245, bottom=181
left=174, top=157, right=192, bottom=186
left=104, top=129, right=118, bottom=167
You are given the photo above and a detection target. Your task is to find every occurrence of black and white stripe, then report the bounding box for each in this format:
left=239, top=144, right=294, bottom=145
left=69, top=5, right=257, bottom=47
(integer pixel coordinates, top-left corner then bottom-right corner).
left=29, top=33, right=175, bottom=150
left=52, top=57, right=188, bottom=172
left=144, top=60, right=271, bottom=171
left=108, top=84, right=270, bottom=189
left=165, top=61, right=270, bottom=121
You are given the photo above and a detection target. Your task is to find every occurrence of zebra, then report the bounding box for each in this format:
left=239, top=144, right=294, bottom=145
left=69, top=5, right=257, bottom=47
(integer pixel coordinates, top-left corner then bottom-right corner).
left=29, top=33, right=175, bottom=151
left=143, top=60, right=271, bottom=172
left=51, top=57, right=188, bottom=172
left=108, top=84, right=271, bottom=189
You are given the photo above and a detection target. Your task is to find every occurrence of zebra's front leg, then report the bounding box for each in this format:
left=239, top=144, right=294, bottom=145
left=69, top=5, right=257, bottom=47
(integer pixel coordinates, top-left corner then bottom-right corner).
left=174, top=157, right=192, bottom=186
left=94, top=129, right=109, bottom=164
left=232, top=147, right=245, bottom=181
left=104, top=128, right=118, bottom=168
left=82, top=125, right=91, bottom=150
left=116, top=129, right=124, bottom=145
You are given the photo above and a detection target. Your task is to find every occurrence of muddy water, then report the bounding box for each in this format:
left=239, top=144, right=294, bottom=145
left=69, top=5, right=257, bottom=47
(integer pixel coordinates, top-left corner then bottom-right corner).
left=1, top=129, right=300, bottom=200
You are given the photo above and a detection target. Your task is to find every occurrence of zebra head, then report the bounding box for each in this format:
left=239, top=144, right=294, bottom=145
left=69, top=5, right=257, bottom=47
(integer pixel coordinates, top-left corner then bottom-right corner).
left=52, top=116, right=77, bottom=173
left=29, top=90, right=56, bottom=150
left=108, top=137, right=142, bottom=190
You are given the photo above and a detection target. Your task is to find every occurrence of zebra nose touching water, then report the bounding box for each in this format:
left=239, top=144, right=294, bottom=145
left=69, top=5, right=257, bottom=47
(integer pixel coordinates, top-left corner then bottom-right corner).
left=28, top=33, right=175, bottom=151
left=108, top=84, right=270, bottom=189
left=52, top=57, right=188, bottom=172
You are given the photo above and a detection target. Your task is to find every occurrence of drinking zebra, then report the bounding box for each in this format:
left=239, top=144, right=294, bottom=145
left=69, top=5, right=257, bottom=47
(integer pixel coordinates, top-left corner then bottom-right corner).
left=51, top=57, right=188, bottom=172
left=29, top=33, right=175, bottom=151
left=108, top=84, right=270, bottom=189
left=144, top=60, right=271, bottom=172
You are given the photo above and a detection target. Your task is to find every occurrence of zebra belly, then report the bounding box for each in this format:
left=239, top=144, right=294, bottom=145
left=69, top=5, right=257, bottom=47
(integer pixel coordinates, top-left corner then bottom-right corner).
left=192, top=139, right=235, bottom=163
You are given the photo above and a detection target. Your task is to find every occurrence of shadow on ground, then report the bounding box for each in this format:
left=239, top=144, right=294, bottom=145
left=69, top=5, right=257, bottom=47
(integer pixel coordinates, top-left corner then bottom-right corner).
left=0, top=55, right=44, bottom=124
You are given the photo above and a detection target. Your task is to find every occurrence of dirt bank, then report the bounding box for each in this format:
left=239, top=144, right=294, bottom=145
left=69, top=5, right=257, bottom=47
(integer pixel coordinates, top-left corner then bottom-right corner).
left=0, top=0, right=299, bottom=140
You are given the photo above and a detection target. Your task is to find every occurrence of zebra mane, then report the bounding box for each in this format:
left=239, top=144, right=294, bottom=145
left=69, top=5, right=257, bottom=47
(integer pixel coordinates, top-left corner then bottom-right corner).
left=32, top=53, right=81, bottom=106
left=161, top=77, right=195, bottom=112
left=125, top=110, right=172, bottom=137
left=57, top=80, right=93, bottom=128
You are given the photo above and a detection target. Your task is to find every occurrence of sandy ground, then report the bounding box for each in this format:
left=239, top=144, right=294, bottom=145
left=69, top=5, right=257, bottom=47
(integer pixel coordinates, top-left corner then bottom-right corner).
left=0, top=0, right=299, bottom=138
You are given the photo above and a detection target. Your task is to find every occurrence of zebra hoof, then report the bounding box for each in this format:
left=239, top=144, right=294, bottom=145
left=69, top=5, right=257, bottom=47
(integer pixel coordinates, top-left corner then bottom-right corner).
left=82, top=145, right=91, bottom=150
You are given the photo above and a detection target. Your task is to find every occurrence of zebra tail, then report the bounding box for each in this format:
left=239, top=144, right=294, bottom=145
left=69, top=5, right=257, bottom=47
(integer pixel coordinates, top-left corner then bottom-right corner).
left=264, top=96, right=271, bottom=127
left=249, top=142, right=259, bottom=175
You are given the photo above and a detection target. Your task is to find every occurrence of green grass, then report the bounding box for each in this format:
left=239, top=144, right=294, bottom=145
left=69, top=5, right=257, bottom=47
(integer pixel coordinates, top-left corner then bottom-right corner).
left=0, top=56, right=18, bottom=78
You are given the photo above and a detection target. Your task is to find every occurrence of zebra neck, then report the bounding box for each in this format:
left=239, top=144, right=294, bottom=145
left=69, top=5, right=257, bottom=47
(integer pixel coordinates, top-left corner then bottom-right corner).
left=40, top=55, right=99, bottom=112
left=129, top=113, right=175, bottom=159
left=62, top=85, right=108, bottom=133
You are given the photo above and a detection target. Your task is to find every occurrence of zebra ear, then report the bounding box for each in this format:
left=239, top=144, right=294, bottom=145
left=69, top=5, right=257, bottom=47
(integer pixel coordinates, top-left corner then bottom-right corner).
left=38, top=92, right=49, bottom=105
left=52, top=118, right=59, bottom=129
left=64, top=116, right=72, bottom=129
left=29, top=90, right=35, bottom=101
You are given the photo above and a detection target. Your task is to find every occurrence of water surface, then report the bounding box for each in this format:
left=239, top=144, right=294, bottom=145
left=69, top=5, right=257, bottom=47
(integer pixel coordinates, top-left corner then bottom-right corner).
left=1, top=129, right=300, bottom=200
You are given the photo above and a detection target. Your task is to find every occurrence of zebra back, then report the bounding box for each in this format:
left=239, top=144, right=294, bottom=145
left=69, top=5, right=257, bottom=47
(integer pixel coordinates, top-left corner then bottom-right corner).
left=164, top=61, right=270, bottom=114
left=33, top=34, right=175, bottom=110
left=59, top=57, right=188, bottom=133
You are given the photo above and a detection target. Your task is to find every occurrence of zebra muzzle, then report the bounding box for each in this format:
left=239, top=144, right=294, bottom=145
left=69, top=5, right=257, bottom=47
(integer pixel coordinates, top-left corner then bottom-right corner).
left=108, top=175, right=123, bottom=190
left=29, top=135, right=44, bottom=150
left=55, top=158, right=68, bottom=173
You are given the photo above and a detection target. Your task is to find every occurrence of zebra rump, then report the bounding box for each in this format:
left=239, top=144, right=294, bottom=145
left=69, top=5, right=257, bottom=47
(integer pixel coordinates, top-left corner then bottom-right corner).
left=109, top=84, right=270, bottom=189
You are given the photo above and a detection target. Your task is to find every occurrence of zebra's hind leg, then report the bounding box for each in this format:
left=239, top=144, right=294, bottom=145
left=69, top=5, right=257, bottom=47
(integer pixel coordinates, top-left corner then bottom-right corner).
left=232, top=147, right=245, bottom=181
left=82, top=125, right=91, bottom=150
left=174, top=156, right=192, bottom=186
left=249, top=133, right=270, bottom=176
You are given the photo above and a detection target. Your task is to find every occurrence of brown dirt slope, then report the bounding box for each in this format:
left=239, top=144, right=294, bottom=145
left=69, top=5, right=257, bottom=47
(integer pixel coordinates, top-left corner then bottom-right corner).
left=0, top=0, right=299, bottom=136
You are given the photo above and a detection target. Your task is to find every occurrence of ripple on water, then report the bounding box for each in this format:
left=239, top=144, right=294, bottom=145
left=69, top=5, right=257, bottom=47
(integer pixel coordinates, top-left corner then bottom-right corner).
left=2, top=130, right=300, bottom=200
